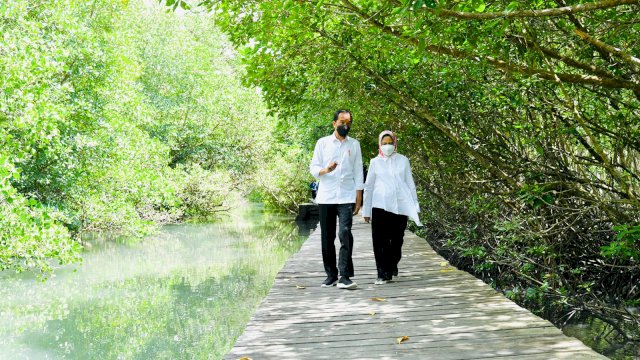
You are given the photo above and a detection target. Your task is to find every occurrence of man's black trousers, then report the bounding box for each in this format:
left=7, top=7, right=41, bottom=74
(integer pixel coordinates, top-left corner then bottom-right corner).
left=319, top=203, right=355, bottom=278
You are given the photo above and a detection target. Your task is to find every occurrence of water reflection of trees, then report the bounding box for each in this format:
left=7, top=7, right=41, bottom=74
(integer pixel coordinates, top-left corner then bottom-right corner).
left=23, top=265, right=276, bottom=359
left=10, top=205, right=314, bottom=359
left=220, top=207, right=315, bottom=254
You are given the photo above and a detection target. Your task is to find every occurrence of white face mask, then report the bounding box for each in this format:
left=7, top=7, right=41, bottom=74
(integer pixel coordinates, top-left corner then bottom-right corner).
left=381, top=144, right=395, bottom=157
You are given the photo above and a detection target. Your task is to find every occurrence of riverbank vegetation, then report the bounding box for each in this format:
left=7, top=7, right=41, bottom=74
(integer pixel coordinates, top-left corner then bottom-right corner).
left=192, top=0, right=639, bottom=352
left=0, top=1, right=285, bottom=277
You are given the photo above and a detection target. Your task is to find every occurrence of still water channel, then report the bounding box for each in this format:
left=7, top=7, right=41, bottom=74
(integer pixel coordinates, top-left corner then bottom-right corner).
left=0, top=204, right=315, bottom=360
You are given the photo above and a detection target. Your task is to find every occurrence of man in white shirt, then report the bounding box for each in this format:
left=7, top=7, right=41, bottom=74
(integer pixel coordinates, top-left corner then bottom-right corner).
left=309, top=109, right=364, bottom=289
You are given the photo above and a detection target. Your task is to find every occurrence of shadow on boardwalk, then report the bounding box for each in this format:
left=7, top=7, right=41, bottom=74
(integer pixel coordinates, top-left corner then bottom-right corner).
left=225, top=221, right=606, bottom=360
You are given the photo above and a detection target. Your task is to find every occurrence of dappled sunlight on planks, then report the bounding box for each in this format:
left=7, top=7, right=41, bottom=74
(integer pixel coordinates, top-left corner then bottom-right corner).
left=225, top=221, right=606, bottom=359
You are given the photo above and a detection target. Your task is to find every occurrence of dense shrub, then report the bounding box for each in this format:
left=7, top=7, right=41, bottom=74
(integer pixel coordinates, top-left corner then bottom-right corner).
left=0, top=1, right=276, bottom=276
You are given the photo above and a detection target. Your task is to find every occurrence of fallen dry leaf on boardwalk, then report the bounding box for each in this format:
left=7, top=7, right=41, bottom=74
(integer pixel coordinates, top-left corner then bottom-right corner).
left=295, top=285, right=306, bottom=289
left=368, top=311, right=376, bottom=316
left=396, top=336, right=410, bottom=344
left=370, top=297, right=385, bottom=302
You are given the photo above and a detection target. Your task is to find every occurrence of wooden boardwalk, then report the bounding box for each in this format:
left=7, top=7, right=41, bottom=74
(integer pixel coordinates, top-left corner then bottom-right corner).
left=225, top=220, right=606, bottom=360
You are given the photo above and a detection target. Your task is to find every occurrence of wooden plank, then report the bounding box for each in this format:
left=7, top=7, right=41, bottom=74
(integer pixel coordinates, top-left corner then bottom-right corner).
left=229, top=337, right=591, bottom=358
left=251, top=301, right=528, bottom=321
left=224, top=220, right=606, bottom=359
left=231, top=326, right=560, bottom=347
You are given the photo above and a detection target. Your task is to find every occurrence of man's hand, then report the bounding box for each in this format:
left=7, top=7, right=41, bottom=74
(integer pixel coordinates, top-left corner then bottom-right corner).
left=320, top=161, right=338, bottom=176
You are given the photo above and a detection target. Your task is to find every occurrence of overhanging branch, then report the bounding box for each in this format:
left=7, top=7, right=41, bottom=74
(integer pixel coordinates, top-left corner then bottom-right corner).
left=410, top=0, right=639, bottom=20
left=341, top=0, right=640, bottom=93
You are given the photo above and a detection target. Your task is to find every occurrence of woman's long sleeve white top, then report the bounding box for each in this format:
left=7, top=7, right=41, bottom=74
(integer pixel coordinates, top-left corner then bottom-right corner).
left=362, top=153, right=422, bottom=226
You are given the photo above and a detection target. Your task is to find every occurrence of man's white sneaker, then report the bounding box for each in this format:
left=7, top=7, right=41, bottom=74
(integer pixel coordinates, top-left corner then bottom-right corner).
left=321, top=276, right=338, bottom=287
left=337, top=277, right=357, bottom=289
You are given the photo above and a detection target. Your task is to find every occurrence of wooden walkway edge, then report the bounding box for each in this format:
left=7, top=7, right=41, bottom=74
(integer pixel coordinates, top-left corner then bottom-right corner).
left=225, top=220, right=607, bottom=359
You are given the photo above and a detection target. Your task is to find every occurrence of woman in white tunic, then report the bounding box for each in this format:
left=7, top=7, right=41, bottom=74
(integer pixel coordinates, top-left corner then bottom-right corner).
left=363, top=130, right=422, bottom=284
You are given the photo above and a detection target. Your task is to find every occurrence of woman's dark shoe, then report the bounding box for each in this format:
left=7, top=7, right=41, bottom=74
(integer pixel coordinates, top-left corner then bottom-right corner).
left=374, top=278, right=388, bottom=285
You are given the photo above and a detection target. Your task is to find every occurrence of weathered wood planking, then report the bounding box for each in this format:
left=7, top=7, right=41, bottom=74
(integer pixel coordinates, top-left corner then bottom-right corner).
left=225, top=221, right=605, bottom=360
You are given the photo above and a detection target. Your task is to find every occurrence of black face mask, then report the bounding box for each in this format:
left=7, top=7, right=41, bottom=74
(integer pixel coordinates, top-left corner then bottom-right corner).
left=336, top=125, right=350, bottom=137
